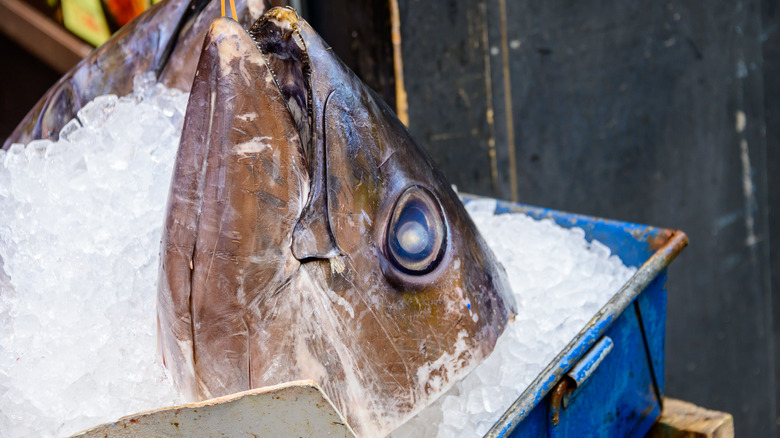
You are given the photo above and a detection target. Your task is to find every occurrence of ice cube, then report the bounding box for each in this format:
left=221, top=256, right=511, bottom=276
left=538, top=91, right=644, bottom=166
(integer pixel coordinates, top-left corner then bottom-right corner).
left=59, top=118, right=82, bottom=141
left=0, top=84, right=189, bottom=437
left=132, top=72, right=157, bottom=99
left=25, top=139, right=50, bottom=159
left=441, top=396, right=468, bottom=429
left=464, top=198, right=498, bottom=217
left=77, top=94, right=118, bottom=129
left=589, top=239, right=612, bottom=259
left=4, top=143, right=26, bottom=170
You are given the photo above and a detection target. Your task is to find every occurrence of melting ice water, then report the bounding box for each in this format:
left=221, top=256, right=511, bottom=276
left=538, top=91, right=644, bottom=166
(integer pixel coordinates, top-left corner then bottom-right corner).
left=0, top=79, right=635, bottom=437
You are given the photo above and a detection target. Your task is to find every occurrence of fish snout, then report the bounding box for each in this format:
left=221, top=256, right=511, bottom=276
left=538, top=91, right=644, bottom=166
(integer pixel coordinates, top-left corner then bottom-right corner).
left=157, top=16, right=310, bottom=400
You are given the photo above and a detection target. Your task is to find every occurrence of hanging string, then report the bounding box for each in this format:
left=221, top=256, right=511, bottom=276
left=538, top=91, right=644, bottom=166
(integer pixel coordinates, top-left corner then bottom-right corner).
left=221, top=0, right=237, bottom=19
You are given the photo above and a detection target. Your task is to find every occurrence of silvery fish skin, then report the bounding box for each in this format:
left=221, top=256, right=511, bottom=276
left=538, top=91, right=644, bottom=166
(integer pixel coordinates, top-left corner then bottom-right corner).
left=157, top=9, right=516, bottom=437
left=2, top=0, right=265, bottom=149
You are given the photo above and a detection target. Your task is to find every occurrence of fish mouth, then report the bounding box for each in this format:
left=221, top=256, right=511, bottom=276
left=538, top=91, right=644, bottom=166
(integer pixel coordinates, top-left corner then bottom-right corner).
left=159, top=10, right=349, bottom=403
left=247, top=9, right=343, bottom=262
left=157, top=13, right=319, bottom=401
left=248, top=8, right=314, bottom=166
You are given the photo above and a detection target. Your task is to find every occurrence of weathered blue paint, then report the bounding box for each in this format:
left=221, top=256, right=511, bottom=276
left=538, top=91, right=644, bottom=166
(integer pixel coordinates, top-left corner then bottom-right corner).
left=567, top=336, right=614, bottom=389
left=459, top=196, right=687, bottom=438
left=635, top=275, right=668, bottom=396
left=491, top=199, right=674, bottom=268
left=546, top=283, right=665, bottom=437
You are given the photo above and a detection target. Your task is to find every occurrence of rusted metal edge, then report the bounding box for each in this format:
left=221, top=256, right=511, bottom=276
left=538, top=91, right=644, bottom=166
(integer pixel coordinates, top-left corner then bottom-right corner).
left=486, top=229, right=688, bottom=438
left=548, top=378, right=571, bottom=427
left=0, top=0, right=92, bottom=74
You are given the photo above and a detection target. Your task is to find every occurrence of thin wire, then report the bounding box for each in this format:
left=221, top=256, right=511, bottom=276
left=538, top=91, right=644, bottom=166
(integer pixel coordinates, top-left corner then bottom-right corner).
left=229, top=0, right=237, bottom=20
left=221, top=0, right=237, bottom=19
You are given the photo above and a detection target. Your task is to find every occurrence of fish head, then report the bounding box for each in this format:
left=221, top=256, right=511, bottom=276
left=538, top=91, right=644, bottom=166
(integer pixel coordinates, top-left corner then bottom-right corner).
left=157, top=9, right=515, bottom=436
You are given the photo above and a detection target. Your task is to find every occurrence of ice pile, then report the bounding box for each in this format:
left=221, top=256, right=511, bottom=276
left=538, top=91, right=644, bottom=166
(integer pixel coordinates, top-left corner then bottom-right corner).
left=1, top=79, right=637, bottom=437
left=391, top=199, right=636, bottom=438
left=0, top=74, right=188, bottom=437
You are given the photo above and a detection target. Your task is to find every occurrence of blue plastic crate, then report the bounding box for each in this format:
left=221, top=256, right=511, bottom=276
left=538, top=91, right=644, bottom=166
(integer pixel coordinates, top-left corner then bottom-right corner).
left=460, top=196, right=688, bottom=438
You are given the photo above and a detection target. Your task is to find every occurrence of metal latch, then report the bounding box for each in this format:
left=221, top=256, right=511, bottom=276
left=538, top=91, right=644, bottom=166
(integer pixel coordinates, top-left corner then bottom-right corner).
left=550, top=336, right=614, bottom=425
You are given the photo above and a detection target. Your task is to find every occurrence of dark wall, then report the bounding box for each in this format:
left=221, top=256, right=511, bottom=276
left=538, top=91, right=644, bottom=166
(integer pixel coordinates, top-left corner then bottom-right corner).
left=316, top=1, right=779, bottom=433
left=766, top=0, right=780, bottom=432
left=305, top=0, right=396, bottom=110
left=395, top=0, right=777, bottom=436
left=0, top=33, right=60, bottom=142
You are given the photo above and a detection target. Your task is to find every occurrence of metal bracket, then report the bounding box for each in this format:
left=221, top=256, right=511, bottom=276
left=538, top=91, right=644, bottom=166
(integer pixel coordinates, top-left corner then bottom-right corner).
left=550, top=335, right=615, bottom=426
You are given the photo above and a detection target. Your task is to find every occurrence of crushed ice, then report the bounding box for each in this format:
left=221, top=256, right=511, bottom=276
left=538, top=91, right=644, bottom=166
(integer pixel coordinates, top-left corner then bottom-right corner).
left=392, top=199, right=636, bottom=437
left=0, top=74, right=187, bottom=437
left=0, top=78, right=635, bottom=437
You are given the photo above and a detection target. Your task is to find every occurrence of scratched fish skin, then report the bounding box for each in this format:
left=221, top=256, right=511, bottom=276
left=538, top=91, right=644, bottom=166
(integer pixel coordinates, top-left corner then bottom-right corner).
left=157, top=10, right=516, bottom=437
left=2, top=0, right=267, bottom=149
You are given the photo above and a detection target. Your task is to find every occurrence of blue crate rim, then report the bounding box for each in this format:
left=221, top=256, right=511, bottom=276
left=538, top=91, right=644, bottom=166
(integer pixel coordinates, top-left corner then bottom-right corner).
left=458, top=195, right=688, bottom=438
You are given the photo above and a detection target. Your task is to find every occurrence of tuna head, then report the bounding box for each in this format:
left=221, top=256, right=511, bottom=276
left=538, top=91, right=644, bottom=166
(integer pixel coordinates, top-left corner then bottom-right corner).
left=157, top=8, right=516, bottom=437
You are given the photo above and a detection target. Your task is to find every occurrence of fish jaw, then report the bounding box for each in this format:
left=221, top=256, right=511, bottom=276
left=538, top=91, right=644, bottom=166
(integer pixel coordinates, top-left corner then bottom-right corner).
left=156, top=16, right=309, bottom=400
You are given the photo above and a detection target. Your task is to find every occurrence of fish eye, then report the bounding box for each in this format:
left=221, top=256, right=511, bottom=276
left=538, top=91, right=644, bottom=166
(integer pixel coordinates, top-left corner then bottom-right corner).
left=386, top=186, right=446, bottom=275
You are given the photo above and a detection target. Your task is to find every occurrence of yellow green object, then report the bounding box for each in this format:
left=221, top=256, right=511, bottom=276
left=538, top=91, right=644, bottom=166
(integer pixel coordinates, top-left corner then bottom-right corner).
left=62, top=0, right=111, bottom=46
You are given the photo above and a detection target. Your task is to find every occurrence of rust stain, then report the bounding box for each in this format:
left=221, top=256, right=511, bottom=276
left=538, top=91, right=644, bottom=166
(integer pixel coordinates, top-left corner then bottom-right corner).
left=389, top=0, right=409, bottom=126
left=639, top=229, right=688, bottom=254
left=549, top=378, right=572, bottom=427
left=645, top=229, right=675, bottom=252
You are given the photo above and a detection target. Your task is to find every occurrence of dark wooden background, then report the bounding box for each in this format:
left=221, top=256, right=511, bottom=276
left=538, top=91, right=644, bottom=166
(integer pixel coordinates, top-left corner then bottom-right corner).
left=1, top=0, right=778, bottom=436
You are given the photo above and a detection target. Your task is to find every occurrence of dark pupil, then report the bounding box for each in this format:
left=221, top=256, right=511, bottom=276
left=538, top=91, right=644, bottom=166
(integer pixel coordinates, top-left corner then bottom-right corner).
left=386, top=186, right=446, bottom=275
left=391, top=203, right=432, bottom=261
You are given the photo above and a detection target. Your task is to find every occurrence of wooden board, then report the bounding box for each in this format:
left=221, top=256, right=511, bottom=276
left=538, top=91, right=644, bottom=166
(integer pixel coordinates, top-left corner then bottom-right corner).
left=70, top=380, right=356, bottom=438
left=648, top=398, right=734, bottom=438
